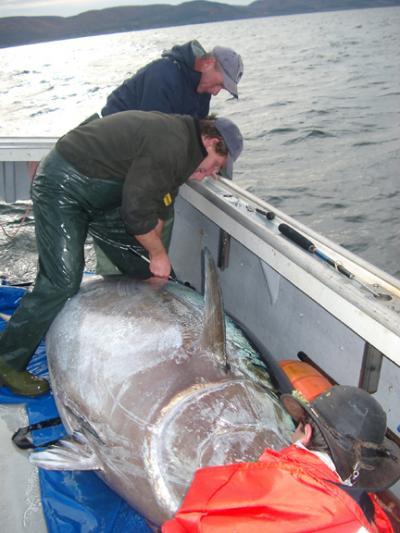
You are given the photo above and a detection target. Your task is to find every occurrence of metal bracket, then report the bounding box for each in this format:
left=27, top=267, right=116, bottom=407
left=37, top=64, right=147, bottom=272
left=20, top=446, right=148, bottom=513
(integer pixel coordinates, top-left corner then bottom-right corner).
left=217, top=229, right=231, bottom=271
left=358, top=343, right=383, bottom=393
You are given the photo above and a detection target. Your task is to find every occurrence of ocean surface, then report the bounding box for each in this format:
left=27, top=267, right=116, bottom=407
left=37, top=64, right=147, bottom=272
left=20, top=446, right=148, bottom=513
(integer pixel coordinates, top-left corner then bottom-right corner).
left=0, top=6, right=399, bottom=282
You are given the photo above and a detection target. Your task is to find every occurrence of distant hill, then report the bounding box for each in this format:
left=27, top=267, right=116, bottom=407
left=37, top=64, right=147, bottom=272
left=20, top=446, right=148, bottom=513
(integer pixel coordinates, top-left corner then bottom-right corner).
left=1, top=0, right=399, bottom=48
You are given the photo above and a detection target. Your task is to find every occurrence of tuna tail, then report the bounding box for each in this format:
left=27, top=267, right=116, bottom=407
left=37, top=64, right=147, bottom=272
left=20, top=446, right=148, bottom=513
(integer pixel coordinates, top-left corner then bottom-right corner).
left=29, top=432, right=100, bottom=471
left=200, top=248, right=230, bottom=372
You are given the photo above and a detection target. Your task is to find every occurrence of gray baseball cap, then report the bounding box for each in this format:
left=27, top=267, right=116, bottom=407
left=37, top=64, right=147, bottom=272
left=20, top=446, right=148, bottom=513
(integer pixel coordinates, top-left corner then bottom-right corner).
left=215, top=117, right=243, bottom=179
left=212, top=46, right=244, bottom=98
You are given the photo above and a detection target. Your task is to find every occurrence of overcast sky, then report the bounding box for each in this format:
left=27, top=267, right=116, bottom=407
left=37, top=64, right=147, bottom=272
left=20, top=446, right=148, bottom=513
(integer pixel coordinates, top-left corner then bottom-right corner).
left=2, top=0, right=250, bottom=18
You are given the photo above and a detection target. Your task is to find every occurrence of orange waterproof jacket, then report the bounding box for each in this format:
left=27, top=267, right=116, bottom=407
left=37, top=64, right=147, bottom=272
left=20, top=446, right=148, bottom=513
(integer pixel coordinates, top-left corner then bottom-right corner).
left=163, top=445, right=393, bottom=533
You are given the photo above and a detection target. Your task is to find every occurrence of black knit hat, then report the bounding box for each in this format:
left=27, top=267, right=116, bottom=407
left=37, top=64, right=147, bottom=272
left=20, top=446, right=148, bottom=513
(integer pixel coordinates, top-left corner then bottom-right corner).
left=282, top=385, right=400, bottom=492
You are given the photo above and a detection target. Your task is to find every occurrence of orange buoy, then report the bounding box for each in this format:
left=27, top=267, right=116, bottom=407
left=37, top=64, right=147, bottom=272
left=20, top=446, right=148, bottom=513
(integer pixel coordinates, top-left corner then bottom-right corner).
left=279, top=360, right=333, bottom=402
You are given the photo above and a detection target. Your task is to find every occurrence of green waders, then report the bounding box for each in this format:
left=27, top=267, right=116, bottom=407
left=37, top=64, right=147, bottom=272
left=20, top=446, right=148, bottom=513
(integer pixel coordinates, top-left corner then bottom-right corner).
left=0, top=148, right=169, bottom=371
left=94, top=215, right=174, bottom=275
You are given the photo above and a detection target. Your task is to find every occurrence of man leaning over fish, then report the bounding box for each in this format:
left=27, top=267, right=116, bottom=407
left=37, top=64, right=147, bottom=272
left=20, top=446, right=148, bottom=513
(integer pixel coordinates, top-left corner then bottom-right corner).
left=0, top=110, right=243, bottom=397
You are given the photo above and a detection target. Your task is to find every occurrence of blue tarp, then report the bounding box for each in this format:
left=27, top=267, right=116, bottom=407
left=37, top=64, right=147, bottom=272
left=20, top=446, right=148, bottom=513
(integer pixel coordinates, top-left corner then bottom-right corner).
left=0, top=285, right=151, bottom=533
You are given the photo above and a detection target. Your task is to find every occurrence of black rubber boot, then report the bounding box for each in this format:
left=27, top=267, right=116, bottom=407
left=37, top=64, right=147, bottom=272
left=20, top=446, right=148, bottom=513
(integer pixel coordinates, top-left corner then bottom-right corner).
left=0, top=360, right=49, bottom=396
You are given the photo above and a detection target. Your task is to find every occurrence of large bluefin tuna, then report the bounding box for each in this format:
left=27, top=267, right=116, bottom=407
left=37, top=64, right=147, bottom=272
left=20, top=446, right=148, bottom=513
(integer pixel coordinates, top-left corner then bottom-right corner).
left=31, top=250, right=294, bottom=526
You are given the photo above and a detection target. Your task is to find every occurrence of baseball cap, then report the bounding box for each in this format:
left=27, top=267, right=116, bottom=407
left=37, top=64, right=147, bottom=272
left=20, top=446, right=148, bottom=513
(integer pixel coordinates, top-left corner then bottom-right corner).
left=214, top=117, right=243, bottom=179
left=212, top=46, right=243, bottom=98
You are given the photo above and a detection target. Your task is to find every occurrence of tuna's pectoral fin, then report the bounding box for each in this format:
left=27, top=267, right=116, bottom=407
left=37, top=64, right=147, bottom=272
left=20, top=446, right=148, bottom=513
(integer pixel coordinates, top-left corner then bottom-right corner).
left=29, top=432, right=101, bottom=471
left=200, top=248, right=229, bottom=372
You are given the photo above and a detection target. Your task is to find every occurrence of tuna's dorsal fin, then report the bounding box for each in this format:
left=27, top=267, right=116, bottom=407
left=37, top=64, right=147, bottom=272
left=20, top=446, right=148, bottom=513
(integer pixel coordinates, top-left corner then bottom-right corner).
left=29, top=432, right=100, bottom=471
left=200, top=248, right=230, bottom=372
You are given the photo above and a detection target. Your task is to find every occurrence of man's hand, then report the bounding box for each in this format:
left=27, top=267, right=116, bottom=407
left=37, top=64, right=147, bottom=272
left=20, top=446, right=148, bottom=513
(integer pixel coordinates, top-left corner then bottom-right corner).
left=149, top=250, right=171, bottom=279
left=135, top=221, right=171, bottom=279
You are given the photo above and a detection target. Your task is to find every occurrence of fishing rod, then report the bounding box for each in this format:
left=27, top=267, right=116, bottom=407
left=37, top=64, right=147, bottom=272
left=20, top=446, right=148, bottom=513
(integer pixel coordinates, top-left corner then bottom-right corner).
left=255, top=207, right=275, bottom=220
left=278, top=223, right=390, bottom=300
left=224, top=194, right=391, bottom=301
left=245, top=204, right=276, bottom=221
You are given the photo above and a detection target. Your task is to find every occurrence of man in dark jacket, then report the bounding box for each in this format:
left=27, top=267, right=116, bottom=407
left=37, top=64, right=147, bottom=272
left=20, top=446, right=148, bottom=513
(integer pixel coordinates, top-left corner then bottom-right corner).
left=102, top=40, right=243, bottom=118
left=96, top=40, right=243, bottom=274
left=0, top=111, right=243, bottom=397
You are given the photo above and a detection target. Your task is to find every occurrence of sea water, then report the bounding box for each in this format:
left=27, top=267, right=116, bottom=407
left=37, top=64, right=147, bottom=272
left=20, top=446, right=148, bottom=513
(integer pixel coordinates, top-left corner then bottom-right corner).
left=0, top=6, right=399, bottom=281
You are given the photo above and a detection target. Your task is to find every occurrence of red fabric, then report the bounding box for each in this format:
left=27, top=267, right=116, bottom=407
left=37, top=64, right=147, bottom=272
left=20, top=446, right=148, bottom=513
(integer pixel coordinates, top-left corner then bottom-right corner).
left=163, top=445, right=393, bottom=533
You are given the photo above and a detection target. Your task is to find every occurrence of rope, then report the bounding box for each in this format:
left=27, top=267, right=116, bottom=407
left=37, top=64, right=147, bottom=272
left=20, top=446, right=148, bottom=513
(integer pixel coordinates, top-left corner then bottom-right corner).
left=0, top=203, right=31, bottom=242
